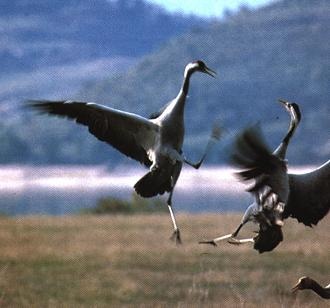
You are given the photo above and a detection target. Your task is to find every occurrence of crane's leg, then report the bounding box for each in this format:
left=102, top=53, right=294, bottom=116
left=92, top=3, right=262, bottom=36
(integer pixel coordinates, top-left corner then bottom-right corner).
left=167, top=162, right=183, bottom=245
left=184, top=122, right=221, bottom=169
left=167, top=191, right=181, bottom=245
left=199, top=223, right=244, bottom=246
left=227, top=237, right=254, bottom=245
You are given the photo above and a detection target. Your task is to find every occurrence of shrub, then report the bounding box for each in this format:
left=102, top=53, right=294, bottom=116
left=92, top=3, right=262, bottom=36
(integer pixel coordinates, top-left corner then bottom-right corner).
left=83, top=193, right=167, bottom=215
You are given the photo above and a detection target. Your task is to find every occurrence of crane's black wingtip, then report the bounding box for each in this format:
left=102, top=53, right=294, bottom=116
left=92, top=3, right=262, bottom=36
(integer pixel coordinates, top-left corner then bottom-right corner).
left=25, top=100, right=72, bottom=115
left=24, top=100, right=54, bottom=114
left=25, top=99, right=51, bottom=109
left=24, top=99, right=38, bottom=108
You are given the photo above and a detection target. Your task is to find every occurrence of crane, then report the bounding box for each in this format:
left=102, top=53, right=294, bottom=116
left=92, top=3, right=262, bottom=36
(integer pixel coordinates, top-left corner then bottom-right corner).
left=200, top=100, right=329, bottom=252
left=292, top=276, right=330, bottom=299
left=28, top=60, right=219, bottom=244
left=199, top=99, right=300, bottom=250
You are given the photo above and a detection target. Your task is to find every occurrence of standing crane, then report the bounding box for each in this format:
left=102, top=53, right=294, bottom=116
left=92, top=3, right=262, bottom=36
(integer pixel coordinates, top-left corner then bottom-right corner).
left=292, top=276, right=330, bottom=299
left=28, top=60, right=218, bottom=244
left=200, top=100, right=329, bottom=252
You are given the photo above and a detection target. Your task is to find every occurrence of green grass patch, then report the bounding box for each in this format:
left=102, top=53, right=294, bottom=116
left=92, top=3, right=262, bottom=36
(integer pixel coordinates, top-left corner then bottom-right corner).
left=82, top=193, right=168, bottom=215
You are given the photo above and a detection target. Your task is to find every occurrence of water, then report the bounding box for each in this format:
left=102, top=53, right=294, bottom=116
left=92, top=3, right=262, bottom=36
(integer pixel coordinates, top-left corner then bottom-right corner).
left=0, top=165, right=314, bottom=216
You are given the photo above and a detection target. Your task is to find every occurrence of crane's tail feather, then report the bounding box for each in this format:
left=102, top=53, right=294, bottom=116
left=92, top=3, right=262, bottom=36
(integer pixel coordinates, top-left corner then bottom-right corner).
left=253, top=224, right=283, bottom=253
left=134, top=168, right=172, bottom=198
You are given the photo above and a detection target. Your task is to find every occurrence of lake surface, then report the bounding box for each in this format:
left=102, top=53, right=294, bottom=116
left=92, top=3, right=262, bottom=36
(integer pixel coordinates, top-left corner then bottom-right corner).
left=0, top=165, right=314, bottom=216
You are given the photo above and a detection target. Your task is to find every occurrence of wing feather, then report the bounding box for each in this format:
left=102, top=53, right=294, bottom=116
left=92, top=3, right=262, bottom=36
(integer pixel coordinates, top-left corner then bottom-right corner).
left=28, top=100, right=159, bottom=166
left=284, top=161, right=330, bottom=226
left=231, top=125, right=288, bottom=194
left=231, top=125, right=285, bottom=183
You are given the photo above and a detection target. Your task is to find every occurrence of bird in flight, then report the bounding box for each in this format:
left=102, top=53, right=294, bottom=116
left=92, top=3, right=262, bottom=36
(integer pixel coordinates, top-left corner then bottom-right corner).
left=200, top=100, right=329, bottom=252
left=28, top=60, right=219, bottom=244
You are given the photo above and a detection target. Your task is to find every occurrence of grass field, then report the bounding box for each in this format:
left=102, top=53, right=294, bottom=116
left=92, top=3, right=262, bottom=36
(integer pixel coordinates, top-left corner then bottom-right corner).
left=0, top=213, right=329, bottom=307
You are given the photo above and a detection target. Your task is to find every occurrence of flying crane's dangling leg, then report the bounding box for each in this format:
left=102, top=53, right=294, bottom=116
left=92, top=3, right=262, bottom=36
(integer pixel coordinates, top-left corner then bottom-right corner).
left=184, top=122, right=222, bottom=169
left=199, top=222, right=244, bottom=246
left=227, top=237, right=255, bottom=245
left=199, top=201, right=260, bottom=246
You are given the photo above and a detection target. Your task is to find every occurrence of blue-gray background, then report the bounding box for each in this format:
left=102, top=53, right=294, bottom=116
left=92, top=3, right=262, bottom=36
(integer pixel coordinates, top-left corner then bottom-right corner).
left=0, top=0, right=329, bottom=214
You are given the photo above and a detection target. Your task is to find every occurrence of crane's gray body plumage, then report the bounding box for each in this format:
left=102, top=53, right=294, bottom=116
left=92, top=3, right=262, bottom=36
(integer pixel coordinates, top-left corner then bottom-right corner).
left=234, top=130, right=330, bottom=228
left=200, top=100, right=328, bottom=252
left=28, top=60, right=217, bottom=243
left=230, top=102, right=329, bottom=252
left=232, top=124, right=290, bottom=227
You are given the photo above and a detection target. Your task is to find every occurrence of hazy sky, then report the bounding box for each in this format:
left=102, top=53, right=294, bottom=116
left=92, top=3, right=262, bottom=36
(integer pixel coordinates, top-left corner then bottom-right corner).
left=146, top=0, right=273, bottom=17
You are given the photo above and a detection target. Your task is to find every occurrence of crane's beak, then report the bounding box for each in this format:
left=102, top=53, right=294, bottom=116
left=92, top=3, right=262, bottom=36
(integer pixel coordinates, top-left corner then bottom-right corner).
left=278, top=99, right=290, bottom=107
left=203, top=66, right=217, bottom=78
left=291, top=282, right=301, bottom=293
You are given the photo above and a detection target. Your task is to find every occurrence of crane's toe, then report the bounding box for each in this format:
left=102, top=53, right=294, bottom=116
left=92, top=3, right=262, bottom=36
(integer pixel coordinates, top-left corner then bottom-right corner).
left=170, top=229, right=182, bottom=245
left=227, top=238, right=241, bottom=245
left=199, top=239, right=218, bottom=247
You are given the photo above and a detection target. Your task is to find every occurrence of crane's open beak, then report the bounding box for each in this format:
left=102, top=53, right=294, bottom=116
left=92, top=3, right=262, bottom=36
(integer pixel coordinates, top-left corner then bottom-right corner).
left=291, top=282, right=301, bottom=293
left=278, top=99, right=290, bottom=107
left=203, top=66, right=217, bottom=78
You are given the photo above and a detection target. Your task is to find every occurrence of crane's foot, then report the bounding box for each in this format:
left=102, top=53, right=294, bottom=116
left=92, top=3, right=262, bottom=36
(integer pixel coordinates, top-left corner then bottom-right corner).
left=227, top=238, right=241, bottom=245
left=199, top=233, right=234, bottom=247
left=228, top=237, right=254, bottom=245
left=199, top=239, right=217, bottom=247
left=274, top=219, right=284, bottom=227
left=170, top=229, right=182, bottom=245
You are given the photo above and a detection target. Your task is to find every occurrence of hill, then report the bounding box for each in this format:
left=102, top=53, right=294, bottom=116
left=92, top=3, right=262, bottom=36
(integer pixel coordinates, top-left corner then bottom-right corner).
left=0, top=0, right=203, bottom=112
left=0, top=0, right=202, bottom=73
left=0, top=0, right=206, bottom=163
left=1, top=0, right=329, bottom=165
left=81, top=0, right=330, bottom=165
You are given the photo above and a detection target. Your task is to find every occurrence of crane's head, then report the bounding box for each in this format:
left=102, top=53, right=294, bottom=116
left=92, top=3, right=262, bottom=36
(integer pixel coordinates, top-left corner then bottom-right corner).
left=185, top=60, right=216, bottom=77
left=278, top=99, right=302, bottom=124
left=291, top=276, right=313, bottom=292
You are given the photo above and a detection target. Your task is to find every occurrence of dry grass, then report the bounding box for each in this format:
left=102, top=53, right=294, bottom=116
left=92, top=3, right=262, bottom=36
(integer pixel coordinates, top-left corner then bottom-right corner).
left=0, top=213, right=329, bottom=307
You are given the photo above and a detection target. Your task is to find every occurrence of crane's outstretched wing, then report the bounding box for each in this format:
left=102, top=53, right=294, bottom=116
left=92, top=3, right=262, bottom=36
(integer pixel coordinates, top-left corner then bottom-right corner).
left=231, top=125, right=288, bottom=199
left=284, top=160, right=330, bottom=226
left=28, top=100, right=159, bottom=166
left=230, top=124, right=290, bottom=230
left=231, top=125, right=285, bottom=187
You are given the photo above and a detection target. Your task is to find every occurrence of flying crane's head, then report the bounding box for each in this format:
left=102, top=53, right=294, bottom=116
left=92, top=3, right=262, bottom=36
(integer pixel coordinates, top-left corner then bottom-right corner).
left=278, top=99, right=302, bottom=124
left=184, top=60, right=216, bottom=78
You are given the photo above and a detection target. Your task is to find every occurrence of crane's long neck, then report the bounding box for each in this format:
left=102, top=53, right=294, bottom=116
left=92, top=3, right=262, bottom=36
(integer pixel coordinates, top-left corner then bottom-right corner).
left=171, top=68, right=194, bottom=116
left=274, top=113, right=298, bottom=159
left=182, top=68, right=193, bottom=96
left=309, top=280, right=330, bottom=299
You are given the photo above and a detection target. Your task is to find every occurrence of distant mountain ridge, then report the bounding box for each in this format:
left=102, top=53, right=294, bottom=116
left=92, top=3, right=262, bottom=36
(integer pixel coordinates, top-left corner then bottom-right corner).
left=1, top=0, right=329, bottom=165
left=0, top=0, right=204, bottom=114
left=0, top=0, right=203, bottom=74
left=0, top=0, right=206, bottom=163
left=80, top=0, right=330, bottom=165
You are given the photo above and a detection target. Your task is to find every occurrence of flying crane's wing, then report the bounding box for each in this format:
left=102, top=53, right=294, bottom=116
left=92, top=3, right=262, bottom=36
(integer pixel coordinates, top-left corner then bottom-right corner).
left=285, top=161, right=330, bottom=226
left=231, top=125, right=287, bottom=210
left=28, top=100, right=160, bottom=166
